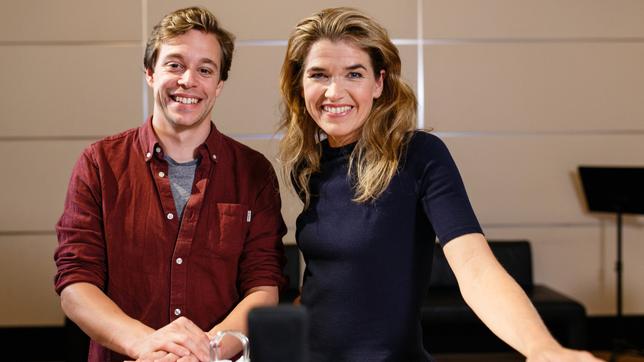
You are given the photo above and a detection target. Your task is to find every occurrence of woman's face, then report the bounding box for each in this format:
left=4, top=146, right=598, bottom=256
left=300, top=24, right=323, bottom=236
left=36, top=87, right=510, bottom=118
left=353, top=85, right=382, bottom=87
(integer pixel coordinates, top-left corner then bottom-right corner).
left=302, top=39, right=384, bottom=147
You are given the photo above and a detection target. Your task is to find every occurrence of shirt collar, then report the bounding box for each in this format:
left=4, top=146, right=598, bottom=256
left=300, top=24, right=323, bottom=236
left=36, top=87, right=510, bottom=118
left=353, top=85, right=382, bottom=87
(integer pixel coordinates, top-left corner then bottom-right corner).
left=138, top=116, right=223, bottom=163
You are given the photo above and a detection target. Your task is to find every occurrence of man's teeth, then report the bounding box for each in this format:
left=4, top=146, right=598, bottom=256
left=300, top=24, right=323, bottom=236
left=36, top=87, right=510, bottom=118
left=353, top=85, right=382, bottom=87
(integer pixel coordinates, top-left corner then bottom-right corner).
left=323, top=105, right=352, bottom=114
left=174, top=96, right=199, bottom=104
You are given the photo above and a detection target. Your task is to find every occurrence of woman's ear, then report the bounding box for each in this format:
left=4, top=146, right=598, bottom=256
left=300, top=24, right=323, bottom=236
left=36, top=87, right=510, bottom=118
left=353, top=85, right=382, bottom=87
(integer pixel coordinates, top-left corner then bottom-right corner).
left=373, top=69, right=385, bottom=99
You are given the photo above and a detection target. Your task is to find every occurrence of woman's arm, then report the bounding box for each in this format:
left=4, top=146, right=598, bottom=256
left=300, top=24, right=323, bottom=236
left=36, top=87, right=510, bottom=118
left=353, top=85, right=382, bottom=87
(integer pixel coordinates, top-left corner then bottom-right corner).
left=443, top=233, right=601, bottom=361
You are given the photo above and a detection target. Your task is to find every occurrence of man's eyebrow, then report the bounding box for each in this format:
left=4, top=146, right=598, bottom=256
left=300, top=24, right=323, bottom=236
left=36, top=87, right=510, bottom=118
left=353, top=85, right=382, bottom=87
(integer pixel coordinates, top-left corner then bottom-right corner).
left=161, top=53, right=219, bottom=69
left=199, top=58, right=219, bottom=69
left=161, top=53, right=185, bottom=62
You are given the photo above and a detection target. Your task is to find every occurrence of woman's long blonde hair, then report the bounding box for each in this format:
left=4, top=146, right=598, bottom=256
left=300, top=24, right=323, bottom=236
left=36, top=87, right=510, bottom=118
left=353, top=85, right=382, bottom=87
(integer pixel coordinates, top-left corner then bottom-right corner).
left=278, top=7, right=417, bottom=207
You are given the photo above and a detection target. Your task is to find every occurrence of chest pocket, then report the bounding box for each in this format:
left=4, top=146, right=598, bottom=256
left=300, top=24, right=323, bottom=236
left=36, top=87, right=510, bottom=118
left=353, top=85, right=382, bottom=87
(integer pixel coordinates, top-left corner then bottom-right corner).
left=212, top=203, right=248, bottom=256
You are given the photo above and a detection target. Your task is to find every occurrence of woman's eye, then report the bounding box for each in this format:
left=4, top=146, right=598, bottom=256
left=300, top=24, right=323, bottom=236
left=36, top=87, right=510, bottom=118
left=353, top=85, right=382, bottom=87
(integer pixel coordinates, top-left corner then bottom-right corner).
left=309, top=73, right=327, bottom=80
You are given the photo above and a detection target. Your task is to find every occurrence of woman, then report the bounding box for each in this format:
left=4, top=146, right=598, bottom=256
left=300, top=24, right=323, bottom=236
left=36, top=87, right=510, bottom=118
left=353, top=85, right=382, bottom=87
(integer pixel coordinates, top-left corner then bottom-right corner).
left=278, top=7, right=601, bottom=362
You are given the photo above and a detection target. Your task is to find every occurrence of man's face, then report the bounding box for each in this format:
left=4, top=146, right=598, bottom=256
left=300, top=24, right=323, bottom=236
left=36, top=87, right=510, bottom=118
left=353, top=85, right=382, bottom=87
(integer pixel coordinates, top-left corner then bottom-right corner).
left=146, top=29, right=225, bottom=132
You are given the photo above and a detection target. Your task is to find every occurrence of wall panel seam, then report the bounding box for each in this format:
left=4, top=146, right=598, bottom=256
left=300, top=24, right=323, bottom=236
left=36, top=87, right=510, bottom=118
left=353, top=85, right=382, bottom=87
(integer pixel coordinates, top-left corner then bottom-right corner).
left=416, top=0, right=425, bottom=128
left=0, top=231, right=56, bottom=236
left=3, top=129, right=643, bottom=142
left=2, top=38, right=640, bottom=48
left=0, top=41, right=140, bottom=47
left=421, top=37, right=644, bottom=45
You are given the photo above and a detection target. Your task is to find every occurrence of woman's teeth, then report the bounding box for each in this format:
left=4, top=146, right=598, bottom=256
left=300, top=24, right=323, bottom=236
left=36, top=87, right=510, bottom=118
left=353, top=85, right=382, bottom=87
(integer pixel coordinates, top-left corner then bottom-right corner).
left=323, top=105, right=352, bottom=114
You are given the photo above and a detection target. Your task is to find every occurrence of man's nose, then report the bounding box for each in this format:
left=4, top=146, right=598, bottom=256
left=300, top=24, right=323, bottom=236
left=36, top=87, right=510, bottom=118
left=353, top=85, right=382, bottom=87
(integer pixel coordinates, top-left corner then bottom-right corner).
left=178, top=69, right=196, bottom=88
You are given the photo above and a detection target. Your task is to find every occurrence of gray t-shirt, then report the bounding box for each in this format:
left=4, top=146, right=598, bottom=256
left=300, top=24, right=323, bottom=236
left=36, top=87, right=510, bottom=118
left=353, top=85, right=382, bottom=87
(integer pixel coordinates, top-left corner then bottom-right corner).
left=165, top=155, right=199, bottom=219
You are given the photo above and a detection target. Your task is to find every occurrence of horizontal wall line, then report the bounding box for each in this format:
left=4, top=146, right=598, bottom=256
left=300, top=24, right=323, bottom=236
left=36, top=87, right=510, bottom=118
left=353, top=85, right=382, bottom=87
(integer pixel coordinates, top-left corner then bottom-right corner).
left=229, top=133, right=281, bottom=140
left=7, top=36, right=639, bottom=48
left=0, top=231, right=56, bottom=236
left=236, top=39, right=420, bottom=46
left=3, top=129, right=644, bottom=142
left=0, top=136, right=103, bottom=142
left=482, top=222, right=601, bottom=229
left=235, top=37, right=644, bottom=47
left=422, top=37, right=644, bottom=45
left=222, top=37, right=644, bottom=47
left=237, top=39, right=287, bottom=47
left=0, top=40, right=140, bottom=47
left=433, top=129, right=644, bottom=138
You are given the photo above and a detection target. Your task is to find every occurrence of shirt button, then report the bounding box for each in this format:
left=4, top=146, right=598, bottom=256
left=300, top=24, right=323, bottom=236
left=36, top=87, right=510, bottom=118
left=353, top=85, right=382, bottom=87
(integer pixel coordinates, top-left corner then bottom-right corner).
left=145, top=152, right=151, bottom=158
left=158, top=171, right=165, bottom=178
left=174, top=308, right=181, bottom=316
left=212, top=154, right=217, bottom=160
left=156, top=147, right=162, bottom=153
left=167, top=213, right=174, bottom=220
left=176, top=257, right=183, bottom=265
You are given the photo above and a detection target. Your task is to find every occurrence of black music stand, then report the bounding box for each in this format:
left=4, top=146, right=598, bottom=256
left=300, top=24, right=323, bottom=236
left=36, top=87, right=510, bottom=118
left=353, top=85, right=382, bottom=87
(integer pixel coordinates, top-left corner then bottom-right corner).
left=578, top=166, right=644, bottom=361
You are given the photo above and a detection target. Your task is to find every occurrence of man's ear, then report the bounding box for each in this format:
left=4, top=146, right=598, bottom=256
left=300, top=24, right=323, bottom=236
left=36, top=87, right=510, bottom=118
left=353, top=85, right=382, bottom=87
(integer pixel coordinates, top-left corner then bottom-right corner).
left=214, top=79, right=225, bottom=97
left=145, top=68, right=154, bottom=87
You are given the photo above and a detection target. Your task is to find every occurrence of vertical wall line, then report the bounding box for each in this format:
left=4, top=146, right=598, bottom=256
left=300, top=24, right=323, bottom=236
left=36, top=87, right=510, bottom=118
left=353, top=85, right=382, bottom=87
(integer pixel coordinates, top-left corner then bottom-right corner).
left=416, top=0, right=425, bottom=129
left=142, top=0, right=149, bottom=121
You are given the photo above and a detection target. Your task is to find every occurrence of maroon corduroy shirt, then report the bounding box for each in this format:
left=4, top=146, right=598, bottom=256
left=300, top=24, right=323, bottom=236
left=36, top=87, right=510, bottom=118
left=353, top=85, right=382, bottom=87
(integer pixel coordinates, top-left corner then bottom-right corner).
left=54, top=118, right=287, bottom=361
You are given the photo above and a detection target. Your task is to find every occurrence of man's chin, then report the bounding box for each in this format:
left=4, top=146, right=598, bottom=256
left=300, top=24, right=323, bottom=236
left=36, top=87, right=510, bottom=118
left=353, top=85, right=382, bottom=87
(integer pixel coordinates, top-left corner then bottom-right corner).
left=170, top=116, right=210, bottom=130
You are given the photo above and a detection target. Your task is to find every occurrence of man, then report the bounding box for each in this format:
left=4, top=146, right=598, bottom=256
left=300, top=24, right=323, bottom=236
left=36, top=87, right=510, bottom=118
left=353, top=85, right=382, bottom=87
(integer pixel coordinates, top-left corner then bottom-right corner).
left=54, top=7, right=286, bottom=362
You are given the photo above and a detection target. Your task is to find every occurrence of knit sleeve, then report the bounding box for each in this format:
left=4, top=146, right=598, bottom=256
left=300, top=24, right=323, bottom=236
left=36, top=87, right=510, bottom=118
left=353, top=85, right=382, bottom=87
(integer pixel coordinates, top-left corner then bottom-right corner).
left=415, top=133, right=483, bottom=246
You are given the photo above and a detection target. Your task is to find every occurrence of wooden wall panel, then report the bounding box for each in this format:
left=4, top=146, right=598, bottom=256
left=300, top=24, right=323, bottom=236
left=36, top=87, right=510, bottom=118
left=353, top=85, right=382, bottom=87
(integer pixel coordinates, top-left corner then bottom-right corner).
left=147, top=0, right=417, bottom=41
left=0, top=0, right=141, bottom=42
left=211, top=46, right=285, bottom=135
left=0, top=46, right=143, bottom=137
left=1, top=141, right=92, bottom=231
left=423, top=0, right=644, bottom=38
left=442, top=134, right=644, bottom=224
left=425, top=43, right=644, bottom=132
left=0, top=235, right=64, bottom=326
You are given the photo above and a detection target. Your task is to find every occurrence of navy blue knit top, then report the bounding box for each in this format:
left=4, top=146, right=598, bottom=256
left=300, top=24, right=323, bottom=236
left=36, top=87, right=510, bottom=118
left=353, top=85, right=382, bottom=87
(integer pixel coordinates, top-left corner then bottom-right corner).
left=296, top=132, right=482, bottom=362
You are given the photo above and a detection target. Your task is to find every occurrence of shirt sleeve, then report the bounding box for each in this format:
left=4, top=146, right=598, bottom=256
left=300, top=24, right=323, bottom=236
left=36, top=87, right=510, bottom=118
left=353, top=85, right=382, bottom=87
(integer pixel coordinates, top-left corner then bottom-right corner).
left=237, top=159, right=288, bottom=294
left=418, top=134, right=483, bottom=246
left=54, top=145, right=107, bottom=294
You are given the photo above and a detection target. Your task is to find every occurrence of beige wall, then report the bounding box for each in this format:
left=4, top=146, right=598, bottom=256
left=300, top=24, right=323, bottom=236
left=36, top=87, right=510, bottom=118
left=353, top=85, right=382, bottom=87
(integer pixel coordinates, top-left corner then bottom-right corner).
left=1, top=0, right=643, bottom=327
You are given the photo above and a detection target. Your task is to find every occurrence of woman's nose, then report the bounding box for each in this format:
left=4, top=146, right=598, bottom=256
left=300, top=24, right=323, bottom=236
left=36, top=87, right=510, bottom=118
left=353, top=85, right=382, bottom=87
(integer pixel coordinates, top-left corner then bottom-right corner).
left=324, top=78, right=344, bottom=100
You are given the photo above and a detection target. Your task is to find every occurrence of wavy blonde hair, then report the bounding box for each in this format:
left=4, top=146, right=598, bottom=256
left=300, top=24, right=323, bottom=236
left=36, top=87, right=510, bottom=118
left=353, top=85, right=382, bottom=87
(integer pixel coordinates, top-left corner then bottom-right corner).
left=278, top=7, right=417, bottom=207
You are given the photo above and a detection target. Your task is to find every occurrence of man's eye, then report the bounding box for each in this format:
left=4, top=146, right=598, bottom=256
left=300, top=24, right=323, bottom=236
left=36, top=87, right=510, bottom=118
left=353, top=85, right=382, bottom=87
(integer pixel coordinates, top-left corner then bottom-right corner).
left=348, top=72, right=363, bottom=79
left=199, top=68, right=214, bottom=76
left=166, top=63, right=183, bottom=71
